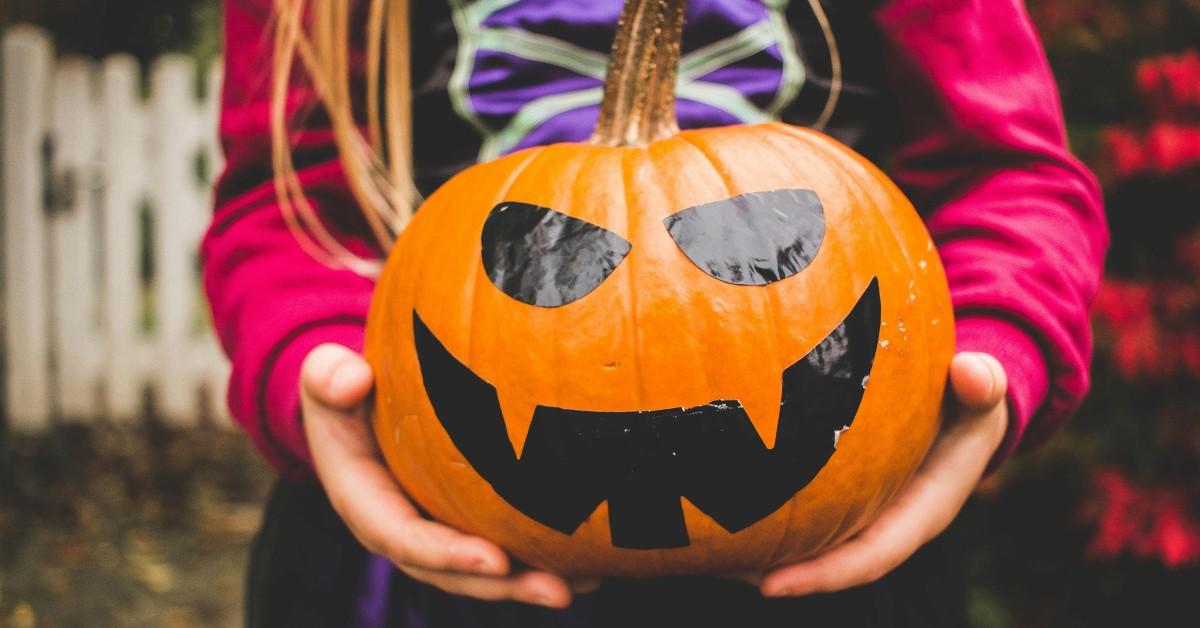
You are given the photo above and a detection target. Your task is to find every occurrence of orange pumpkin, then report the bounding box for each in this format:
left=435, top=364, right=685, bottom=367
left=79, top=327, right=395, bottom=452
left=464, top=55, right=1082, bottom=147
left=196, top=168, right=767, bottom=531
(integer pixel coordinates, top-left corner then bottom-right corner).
left=365, top=0, right=953, bottom=577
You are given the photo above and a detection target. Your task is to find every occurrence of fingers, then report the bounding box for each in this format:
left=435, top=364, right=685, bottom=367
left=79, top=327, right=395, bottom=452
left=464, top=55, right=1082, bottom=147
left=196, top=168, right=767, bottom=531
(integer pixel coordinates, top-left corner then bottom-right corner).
left=310, top=421, right=574, bottom=607
left=759, top=484, right=940, bottom=597
left=760, top=447, right=967, bottom=596
left=949, top=352, right=1007, bottom=411
left=299, top=344, right=575, bottom=607
left=760, top=356, right=1010, bottom=596
left=402, top=566, right=574, bottom=608
left=301, top=343, right=375, bottom=409
left=302, top=376, right=510, bottom=575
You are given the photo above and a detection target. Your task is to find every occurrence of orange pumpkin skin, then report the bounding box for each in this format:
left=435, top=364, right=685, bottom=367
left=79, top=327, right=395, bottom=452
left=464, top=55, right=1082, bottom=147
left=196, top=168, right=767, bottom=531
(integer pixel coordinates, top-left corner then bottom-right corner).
left=364, top=122, right=954, bottom=578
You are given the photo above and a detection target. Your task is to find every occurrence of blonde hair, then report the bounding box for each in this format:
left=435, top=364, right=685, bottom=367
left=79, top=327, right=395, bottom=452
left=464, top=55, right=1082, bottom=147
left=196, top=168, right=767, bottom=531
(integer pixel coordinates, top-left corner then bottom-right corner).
left=270, top=0, right=840, bottom=275
left=271, top=0, right=413, bottom=275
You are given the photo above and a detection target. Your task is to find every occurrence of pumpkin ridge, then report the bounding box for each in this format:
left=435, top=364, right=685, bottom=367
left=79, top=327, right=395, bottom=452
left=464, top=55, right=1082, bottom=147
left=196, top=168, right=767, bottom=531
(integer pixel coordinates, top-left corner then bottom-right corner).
left=764, top=486, right=796, bottom=567
left=618, top=146, right=648, bottom=417
left=644, top=137, right=720, bottom=399
left=738, top=126, right=817, bottom=381
left=551, top=146, right=609, bottom=415
left=657, top=133, right=743, bottom=418
left=673, top=132, right=740, bottom=200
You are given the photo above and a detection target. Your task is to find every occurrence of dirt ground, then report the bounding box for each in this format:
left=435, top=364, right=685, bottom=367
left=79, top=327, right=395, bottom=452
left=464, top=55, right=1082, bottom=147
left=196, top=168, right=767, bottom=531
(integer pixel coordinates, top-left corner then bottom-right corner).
left=0, top=423, right=274, bottom=628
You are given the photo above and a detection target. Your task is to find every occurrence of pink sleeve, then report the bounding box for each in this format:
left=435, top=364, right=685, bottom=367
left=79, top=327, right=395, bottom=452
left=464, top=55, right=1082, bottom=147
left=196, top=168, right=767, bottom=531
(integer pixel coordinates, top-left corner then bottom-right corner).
left=874, top=0, right=1109, bottom=465
left=203, top=0, right=375, bottom=477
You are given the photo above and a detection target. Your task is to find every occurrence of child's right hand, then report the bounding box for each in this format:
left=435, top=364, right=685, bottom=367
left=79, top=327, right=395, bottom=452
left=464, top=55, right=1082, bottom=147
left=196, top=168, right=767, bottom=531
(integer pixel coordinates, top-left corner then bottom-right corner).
left=300, top=343, right=586, bottom=608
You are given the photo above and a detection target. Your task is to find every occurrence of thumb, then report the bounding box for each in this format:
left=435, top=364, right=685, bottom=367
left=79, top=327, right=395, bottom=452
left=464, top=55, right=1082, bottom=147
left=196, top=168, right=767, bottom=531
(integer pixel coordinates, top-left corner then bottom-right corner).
left=949, top=352, right=1007, bottom=412
left=301, top=343, right=375, bottom=410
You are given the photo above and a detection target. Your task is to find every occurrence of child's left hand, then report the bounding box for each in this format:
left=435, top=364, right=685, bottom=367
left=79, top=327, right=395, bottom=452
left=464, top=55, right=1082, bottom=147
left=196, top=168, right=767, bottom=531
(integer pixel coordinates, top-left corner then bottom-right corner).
left=740, top=351, right=1009, bottom=597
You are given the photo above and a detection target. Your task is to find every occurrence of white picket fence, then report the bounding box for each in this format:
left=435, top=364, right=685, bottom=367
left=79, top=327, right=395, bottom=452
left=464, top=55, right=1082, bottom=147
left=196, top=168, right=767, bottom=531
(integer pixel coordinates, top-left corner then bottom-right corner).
left=2, top=26, right=232, bottom=432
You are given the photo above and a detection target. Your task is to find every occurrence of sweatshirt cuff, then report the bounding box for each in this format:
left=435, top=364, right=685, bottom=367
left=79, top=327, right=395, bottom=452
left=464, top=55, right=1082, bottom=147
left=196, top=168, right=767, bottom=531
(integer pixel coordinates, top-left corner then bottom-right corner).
left=262, top=321, right=366, bottom=478
left=954, top=317, right=1050, bottom=471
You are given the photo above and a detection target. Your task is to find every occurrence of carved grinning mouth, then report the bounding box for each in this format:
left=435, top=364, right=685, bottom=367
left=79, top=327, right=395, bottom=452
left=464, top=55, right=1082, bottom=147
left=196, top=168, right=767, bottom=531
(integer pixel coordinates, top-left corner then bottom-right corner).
left=413, top=279, right=881, bottom=550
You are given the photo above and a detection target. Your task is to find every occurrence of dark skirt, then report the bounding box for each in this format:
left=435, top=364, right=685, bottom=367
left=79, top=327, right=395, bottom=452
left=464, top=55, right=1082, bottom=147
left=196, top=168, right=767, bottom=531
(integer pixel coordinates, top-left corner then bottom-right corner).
left=246, top=480, right=967, bottom=628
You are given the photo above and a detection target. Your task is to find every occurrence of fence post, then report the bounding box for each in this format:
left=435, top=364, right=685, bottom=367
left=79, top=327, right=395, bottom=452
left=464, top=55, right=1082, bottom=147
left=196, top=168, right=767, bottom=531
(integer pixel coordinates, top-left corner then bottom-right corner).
left=99, top=54, right=147, bottom=423
left=148, top=56, right=203, bottom=427
left=2, top=26, right=54, bottom=430
left=49, top=57, right=103, bottom=420
left=3, top=34, right=233, bottom=431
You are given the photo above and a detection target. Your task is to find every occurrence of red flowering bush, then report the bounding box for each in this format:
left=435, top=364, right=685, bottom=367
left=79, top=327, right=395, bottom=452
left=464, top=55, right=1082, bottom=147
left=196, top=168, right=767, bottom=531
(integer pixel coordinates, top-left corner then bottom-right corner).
left=1100, top=123, right=1200, bottom=178
left=1136, top=49, right=1200, bottom=117
left=1093, top=272, right=1200, bottom=381
left=1084, top=469, right=1200, bottom=568
left=1097, top=49, right=1200, bottom=179
left=1082, top=48, right=1200, bottom=573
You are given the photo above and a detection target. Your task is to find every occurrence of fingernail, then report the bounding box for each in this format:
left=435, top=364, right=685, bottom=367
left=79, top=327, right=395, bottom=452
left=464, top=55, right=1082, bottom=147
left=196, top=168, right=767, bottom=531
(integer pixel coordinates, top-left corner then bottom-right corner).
left=458, top=544, right=504, bottom=574
left=330, top=361, right=367, bottom=397
left=472, top=555, right=504, bottom=575
left=974, top=354, right=997, bottom=399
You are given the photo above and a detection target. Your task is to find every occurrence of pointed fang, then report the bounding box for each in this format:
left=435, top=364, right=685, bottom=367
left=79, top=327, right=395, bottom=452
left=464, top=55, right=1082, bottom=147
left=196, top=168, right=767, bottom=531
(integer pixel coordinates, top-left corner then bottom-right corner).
left=497, top=391, right=539, bottom=459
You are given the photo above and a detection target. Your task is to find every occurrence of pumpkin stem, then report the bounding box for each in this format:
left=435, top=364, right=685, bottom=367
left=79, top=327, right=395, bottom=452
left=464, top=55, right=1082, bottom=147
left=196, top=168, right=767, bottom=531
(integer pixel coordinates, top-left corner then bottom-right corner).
left=591, top=0, right=686, bottom=147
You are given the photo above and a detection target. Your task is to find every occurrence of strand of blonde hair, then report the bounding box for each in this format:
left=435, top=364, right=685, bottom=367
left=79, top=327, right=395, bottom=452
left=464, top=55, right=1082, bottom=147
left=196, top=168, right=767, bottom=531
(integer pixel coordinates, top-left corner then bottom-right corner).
left=807, top=0, right=842, bottom=131
left=271, top=0, right=414, bottom=276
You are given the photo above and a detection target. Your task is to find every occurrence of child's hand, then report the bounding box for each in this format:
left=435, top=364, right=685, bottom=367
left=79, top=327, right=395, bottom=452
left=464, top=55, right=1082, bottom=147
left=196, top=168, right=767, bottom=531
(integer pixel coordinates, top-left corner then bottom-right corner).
left=743, top=352, right=1009, bottom=596
left=300, top=343, right=586, bottom=608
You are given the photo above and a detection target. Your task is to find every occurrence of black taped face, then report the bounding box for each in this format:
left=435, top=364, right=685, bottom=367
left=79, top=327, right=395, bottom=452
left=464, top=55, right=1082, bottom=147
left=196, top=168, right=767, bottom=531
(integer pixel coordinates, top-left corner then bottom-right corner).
left=664, top=189, right=826, bottom=286
left=481, top=202, right=631, bottom=307
left=426, top=188, right=878, bottom=549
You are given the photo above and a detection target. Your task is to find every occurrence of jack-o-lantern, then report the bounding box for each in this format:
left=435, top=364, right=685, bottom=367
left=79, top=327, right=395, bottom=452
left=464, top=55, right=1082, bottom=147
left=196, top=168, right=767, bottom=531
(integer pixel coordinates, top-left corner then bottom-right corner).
left=365, top=0, right=953, bottom=577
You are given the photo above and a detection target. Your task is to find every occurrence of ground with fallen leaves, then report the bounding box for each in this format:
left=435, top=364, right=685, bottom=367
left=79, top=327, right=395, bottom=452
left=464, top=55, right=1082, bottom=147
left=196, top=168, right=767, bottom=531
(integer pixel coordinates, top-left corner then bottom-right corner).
left=0, top=423, right=273, bottom=628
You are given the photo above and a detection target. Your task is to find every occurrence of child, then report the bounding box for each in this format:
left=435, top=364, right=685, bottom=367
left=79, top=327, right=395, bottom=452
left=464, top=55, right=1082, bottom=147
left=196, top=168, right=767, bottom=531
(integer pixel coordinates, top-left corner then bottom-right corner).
left=205, top=0, right=1108, bottom=626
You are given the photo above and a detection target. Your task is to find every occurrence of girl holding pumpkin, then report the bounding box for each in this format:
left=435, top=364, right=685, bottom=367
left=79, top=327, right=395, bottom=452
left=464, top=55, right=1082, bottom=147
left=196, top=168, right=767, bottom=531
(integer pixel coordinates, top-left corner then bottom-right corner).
left=206, top=0, right=1108, bottom=625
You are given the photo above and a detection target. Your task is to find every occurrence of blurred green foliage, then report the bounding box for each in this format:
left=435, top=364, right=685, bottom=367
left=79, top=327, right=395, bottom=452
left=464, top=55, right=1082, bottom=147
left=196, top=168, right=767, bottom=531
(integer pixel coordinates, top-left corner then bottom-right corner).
left=1037, top=0, right=1200, bottom=121
left=0, top=0, right=220, bottom=65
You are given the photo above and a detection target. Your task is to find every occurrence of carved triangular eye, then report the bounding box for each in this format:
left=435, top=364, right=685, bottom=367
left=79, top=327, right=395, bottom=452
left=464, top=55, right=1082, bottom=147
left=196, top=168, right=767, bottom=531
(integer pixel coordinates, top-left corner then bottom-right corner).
left=664, top=189, right=825, bottom=286
left=482, top=202, right=631, bottom=308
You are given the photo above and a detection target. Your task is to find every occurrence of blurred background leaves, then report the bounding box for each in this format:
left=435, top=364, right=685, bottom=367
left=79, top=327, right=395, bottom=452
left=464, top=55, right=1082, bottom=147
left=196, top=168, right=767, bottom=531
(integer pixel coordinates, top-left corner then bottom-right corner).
left=0, top=0, right=221, bottom=66
left=1, top=0, right=1198, bottom=626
